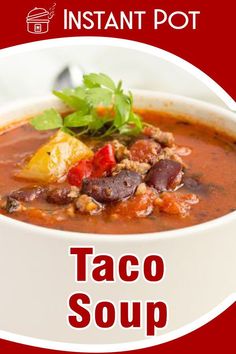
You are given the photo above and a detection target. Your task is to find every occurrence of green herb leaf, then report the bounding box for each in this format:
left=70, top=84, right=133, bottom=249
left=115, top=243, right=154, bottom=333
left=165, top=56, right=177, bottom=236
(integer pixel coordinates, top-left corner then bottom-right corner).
left=119, top=124, right=140, bottom=136
left=31, top=109, right=63, bottom=130
left=53, top=90, right=88, bottom=113
left=129, top=112, right=143, bottom=131
left=64, top=112, right=93, bottom=128
left=83, top=73, right=116, bottom=90
left=86, top=87, right=113, bottom=106
left=114, top=92, right=131, bottom=125
left=89, top=115, right=110, bottom=131
left=31, top=72, right=144, bottom=139
left=74, top=87, right=86, bottom=99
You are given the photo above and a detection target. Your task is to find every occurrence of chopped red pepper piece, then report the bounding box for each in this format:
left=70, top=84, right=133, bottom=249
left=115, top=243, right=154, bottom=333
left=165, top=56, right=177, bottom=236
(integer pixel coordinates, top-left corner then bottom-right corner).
left=67, top=144, right=116, bottom=186
left=67, top=159, right=93, bottom=187
left=92, top=144, right=116, bottom=177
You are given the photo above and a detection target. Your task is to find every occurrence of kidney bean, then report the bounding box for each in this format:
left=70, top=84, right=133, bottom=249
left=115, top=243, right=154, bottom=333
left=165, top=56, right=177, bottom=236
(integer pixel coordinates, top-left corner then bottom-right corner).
left=9, top=186, right=45, bottom=202
left=145, top=159, right=183, bottom=192
left=81, top=170, right=142, bottom=203
left=46, top=188, right=76, bottom=205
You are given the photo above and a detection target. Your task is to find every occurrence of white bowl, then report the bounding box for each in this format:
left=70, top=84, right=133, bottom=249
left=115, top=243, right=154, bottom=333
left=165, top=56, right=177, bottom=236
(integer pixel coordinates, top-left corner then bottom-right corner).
left=0, top=91, right=236, bottom=347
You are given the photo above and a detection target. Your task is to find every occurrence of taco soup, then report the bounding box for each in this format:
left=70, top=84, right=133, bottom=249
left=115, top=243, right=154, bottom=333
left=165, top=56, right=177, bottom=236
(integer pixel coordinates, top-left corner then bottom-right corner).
left=0, top=74, right=236, bottom=234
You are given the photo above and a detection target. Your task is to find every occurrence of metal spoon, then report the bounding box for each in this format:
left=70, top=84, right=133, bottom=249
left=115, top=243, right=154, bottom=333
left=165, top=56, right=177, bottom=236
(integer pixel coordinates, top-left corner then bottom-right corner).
left=52, top=64, right=85, bottom=90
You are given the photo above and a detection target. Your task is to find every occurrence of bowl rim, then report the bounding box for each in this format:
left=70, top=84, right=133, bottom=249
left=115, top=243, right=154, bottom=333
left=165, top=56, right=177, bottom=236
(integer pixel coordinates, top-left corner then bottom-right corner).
left=1, top=89, right=236, bottom=119
left=0, top=90, right=236, bottom=241
left=1, top=209, right=236, bottom=242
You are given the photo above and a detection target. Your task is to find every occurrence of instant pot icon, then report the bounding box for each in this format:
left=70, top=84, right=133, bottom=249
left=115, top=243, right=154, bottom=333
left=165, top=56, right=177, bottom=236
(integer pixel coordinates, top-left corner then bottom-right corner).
left=26, top=4, right=56, bottom=34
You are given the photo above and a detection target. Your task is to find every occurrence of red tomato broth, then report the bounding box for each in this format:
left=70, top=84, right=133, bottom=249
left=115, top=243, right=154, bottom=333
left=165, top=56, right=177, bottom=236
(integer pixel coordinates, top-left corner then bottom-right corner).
left=0, top=110, right=236, bottom=234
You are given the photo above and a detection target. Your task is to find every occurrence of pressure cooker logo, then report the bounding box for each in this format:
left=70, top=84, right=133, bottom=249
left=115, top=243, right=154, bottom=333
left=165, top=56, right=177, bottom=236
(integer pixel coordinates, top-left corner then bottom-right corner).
left=26, top=3, right=56, bottom=34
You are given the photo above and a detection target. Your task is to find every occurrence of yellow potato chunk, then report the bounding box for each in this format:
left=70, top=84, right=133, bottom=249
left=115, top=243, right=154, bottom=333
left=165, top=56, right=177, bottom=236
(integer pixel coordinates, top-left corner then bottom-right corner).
left=18, top=130, right=93, bottom=182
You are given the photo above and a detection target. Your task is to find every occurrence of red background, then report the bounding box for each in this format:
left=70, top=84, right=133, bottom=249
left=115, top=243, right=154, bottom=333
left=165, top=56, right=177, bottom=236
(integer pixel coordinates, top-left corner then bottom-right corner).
left=0, top=0, right=235, bottom=100
left=0, top=0, right=235, bottom=352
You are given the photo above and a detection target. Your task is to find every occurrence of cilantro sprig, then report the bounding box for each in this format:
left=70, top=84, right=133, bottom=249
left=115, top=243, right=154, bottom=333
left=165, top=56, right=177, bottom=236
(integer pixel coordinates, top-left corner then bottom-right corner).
left=31, top=73, right=143, bottom=137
